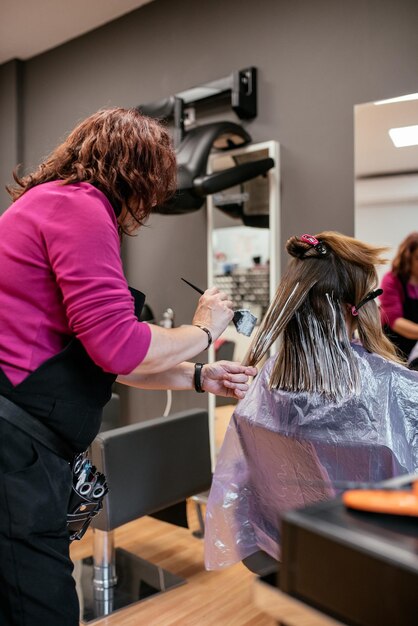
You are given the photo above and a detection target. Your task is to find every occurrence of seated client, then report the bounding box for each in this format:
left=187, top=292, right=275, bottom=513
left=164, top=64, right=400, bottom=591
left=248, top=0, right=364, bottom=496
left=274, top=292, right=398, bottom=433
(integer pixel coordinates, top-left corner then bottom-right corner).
left=204, top=232, right=418, bottom=570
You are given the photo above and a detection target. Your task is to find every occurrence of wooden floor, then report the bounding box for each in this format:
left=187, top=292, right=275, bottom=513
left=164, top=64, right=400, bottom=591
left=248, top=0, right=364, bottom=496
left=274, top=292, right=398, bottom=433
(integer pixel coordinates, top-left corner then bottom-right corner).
left=70, top=405, right=276, bottom=626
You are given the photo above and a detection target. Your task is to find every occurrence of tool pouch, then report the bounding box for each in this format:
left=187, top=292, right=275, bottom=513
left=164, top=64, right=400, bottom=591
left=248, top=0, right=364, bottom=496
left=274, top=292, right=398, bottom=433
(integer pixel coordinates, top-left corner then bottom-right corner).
left=67, top=452, right=108, bottom=541
left=0, top=396, right=109, bottom=542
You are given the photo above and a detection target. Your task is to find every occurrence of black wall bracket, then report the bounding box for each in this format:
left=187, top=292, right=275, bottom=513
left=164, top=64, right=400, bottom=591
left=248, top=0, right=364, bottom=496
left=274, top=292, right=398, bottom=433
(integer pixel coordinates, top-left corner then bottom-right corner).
left=138, top=67, right=257, bottom=146
left=175, top=66, right=257, bottom=120
left=137, top=67, right=272, bottom=216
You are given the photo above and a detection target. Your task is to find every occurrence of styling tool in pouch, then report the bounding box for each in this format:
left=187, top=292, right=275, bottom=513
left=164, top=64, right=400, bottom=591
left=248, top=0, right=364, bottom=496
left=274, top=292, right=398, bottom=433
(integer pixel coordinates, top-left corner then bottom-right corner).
left=0, top=395, right=109, bottom=541
left=67, top=452, right=109, bottom=541
left=181, top=277, right=258, bottom=337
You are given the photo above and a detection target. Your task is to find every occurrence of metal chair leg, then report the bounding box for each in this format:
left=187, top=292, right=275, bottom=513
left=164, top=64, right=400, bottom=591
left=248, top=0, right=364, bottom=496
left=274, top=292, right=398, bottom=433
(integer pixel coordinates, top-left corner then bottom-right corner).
left=74, top=528, right=185, bottom=623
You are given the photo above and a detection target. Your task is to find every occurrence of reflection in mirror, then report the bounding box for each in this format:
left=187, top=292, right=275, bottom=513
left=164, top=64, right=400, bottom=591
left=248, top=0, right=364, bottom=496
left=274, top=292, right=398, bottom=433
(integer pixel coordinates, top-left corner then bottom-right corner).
left=206, top=141, right=280, bottom=464
left=212, top=223, right=270, bottom=323
left=355, top=94, right=418, bottom=366
left=355, top=94, right=418, bottom=284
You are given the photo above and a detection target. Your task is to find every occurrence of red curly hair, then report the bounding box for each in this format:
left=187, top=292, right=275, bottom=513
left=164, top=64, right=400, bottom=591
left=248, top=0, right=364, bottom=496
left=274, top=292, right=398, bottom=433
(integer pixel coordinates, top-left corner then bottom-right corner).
left=7, top=107, right=177, bottom=234
left=391, top=232, right=418, bottom=280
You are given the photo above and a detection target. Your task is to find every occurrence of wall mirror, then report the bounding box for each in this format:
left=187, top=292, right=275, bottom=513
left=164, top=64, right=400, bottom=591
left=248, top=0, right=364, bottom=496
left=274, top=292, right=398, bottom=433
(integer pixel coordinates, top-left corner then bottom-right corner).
left=355, top=94, right=418, bottom=283
left=206, top=140, right=280, bottom=464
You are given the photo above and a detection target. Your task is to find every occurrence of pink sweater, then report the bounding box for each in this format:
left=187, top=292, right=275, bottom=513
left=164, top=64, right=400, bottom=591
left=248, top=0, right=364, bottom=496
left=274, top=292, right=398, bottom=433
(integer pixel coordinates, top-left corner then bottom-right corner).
left=0, top=182, right=151, bottom=385
left=380, top=271, right=418, bottom=328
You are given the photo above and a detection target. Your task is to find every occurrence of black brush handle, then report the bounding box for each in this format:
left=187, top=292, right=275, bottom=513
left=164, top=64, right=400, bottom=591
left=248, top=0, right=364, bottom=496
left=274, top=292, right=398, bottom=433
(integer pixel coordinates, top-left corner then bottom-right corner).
left=181, top=277, right=205, bottom=295
left=182, top=277, right=241, bottom=321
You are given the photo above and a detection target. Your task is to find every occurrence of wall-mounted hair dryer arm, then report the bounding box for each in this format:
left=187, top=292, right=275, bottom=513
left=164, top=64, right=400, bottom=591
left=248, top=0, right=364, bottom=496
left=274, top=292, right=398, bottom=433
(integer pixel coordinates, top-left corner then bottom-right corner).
left=193, top=157, right=274, bottom=196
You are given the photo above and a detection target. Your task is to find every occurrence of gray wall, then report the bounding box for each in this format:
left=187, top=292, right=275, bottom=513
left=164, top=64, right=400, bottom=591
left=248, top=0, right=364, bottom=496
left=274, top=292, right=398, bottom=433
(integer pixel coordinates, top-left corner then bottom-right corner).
left=0, top=60, right=23, bottom=209
left=1, top=0, right=418, bottom=421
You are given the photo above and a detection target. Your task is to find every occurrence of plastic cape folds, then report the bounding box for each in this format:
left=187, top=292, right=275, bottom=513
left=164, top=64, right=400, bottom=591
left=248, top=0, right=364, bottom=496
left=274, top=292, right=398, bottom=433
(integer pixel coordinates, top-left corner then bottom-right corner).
left=204, top=343, right=418, bottom=570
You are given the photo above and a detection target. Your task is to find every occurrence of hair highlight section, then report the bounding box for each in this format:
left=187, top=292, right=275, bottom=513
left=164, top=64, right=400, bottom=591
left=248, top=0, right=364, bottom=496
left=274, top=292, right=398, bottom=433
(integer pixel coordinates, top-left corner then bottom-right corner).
left=243, top=231, right=402, bottom=403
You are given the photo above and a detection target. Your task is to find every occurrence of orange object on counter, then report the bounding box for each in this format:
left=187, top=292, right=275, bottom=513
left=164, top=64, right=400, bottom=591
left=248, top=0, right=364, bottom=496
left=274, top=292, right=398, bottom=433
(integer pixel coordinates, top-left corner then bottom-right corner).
left=343, top=480, right=418, bottom=517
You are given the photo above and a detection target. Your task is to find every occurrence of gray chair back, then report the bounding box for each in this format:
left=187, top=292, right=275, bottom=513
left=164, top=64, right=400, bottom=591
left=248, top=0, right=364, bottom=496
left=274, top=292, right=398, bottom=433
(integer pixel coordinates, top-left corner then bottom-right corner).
left=91, top=409, right=211, bottom=531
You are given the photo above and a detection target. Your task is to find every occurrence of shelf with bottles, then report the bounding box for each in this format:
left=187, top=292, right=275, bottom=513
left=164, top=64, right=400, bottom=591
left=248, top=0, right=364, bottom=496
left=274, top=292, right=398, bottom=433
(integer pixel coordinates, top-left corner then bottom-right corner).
left=214, top=268, right=270, bottom=318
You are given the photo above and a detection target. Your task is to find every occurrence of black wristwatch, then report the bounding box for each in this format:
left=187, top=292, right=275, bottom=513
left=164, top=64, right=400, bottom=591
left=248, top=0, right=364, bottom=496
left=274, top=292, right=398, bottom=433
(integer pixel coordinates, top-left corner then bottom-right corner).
left=194, top=362, right=205, bottom=393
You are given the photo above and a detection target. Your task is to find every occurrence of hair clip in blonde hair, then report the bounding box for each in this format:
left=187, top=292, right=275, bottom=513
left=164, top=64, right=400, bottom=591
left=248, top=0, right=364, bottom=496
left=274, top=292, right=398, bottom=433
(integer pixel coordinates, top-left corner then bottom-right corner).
left=351, top=288, right=383, bottom=316
left=301, top=234, right=319, bottom=245
left=300, top=233, right=328, bottom=256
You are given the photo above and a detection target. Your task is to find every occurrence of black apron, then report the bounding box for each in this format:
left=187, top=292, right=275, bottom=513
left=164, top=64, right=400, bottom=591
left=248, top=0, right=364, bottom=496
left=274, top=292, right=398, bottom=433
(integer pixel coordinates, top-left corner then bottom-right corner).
left=0, top=288, right=145, bottom=626
left=384, top=279, right=418, bottom=360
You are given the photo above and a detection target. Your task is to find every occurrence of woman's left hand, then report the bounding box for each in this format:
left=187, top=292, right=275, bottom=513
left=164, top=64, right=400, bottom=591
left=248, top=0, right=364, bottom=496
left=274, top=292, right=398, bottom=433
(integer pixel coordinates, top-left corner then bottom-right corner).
left=201, top=361, right=257, bottom=399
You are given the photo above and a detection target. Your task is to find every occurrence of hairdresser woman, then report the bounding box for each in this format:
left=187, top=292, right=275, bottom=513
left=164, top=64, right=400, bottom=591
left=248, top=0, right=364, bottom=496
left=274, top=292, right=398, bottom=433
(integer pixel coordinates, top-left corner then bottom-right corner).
left=0, top=107, right=257, bottom=626
left=380, top=232, right=418, bottom=360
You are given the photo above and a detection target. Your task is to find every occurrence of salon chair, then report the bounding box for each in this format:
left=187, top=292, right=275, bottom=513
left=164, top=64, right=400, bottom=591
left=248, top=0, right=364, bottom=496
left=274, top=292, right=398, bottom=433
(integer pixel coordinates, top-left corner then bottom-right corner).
left=74, top=408, right=212, bottom=622
left=236, top=421, right=408, bottom=579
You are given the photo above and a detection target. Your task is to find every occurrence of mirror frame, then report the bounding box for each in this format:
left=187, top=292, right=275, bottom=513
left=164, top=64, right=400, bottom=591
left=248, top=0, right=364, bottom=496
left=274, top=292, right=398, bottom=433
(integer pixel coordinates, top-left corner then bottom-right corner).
left=206, top=139, right=281, bottom=466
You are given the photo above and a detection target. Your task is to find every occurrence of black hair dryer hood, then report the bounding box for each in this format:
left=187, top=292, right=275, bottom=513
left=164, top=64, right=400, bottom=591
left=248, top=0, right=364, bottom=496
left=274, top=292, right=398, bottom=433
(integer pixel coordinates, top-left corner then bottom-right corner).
left=154, top=121, right=275, bottom=215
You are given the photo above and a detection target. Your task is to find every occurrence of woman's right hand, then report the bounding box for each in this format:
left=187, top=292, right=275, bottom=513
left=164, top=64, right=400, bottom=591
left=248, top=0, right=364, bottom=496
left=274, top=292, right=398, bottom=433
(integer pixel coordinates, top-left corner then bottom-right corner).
left=192, top=287, right=234, bottom=340
left=122, top=287, right=235, bottom=376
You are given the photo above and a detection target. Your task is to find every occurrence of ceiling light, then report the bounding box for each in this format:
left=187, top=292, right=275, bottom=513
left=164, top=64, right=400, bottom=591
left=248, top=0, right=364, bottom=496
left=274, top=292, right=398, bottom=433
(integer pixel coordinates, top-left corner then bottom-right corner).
left=388, top=125, right=418, bottom=147
left=374, top=93, right=418, bottom=105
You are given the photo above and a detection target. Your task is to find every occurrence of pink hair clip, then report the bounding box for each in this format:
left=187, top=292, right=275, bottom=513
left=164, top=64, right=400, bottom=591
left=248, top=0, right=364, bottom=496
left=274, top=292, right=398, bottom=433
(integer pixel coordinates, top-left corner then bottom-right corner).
left=300, top=233, right=328, bottom=256
left=301, top=234, right=320, bottom=246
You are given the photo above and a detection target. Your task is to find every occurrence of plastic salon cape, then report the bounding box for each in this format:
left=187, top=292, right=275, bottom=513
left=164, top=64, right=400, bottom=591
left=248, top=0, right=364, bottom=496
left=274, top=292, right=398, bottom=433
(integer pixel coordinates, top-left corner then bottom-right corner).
left=204, top=343, right=418, bottom=569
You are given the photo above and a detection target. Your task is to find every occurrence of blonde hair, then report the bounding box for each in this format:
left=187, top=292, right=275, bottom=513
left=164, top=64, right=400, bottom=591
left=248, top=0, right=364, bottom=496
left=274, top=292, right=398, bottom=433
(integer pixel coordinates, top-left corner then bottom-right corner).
left=244, top=231, right=402, bottom=402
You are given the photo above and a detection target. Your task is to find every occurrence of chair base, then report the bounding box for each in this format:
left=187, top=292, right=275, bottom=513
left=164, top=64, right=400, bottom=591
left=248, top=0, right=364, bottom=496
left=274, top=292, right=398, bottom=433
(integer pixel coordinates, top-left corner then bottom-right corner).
left=74, top=547, right=186, bottom=623
left=191, top=491, right=209, bottom=538
left=242, top=550, right=280, bottom=577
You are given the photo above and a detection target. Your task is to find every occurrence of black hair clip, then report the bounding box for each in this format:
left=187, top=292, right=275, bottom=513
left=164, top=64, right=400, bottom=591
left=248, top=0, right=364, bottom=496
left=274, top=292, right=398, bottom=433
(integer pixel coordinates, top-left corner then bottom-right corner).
left=351, top=288, right=383, bottom=316
left=300, top=233, right=328, bottom=256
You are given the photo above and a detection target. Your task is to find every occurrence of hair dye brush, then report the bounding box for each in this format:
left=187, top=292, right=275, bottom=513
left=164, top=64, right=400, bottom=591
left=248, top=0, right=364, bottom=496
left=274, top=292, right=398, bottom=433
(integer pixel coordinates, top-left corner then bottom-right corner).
left=181, top=277, right=257, bottom=337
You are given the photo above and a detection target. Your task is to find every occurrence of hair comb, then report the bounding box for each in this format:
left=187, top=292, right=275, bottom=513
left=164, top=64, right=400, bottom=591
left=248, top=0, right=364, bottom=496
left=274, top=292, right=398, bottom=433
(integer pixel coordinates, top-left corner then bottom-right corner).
left=351, top=288, right=383, bottom=316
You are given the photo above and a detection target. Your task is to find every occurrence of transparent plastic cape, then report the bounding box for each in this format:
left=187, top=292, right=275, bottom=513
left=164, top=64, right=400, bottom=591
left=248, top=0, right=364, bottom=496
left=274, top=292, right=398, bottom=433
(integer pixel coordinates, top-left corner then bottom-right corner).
left=204, top=343, right=418, bottom=570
